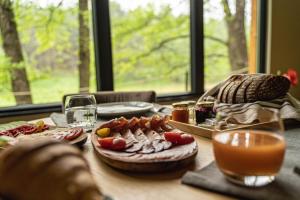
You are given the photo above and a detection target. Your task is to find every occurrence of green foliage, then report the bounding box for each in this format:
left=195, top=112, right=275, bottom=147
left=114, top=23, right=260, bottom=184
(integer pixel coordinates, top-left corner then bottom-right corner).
left=0, top=0, right=249, bottom=107
left=110, top=2, right=190, bottom=89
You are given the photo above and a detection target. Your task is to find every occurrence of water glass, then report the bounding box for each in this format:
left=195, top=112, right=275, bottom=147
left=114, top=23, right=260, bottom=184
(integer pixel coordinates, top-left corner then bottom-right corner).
left=64, top=95, right=97, bottom=129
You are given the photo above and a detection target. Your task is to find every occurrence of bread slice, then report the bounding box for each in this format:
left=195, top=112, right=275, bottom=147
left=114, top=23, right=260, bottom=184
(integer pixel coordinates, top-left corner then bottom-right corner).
left=227, top=75, right=248, bottom=104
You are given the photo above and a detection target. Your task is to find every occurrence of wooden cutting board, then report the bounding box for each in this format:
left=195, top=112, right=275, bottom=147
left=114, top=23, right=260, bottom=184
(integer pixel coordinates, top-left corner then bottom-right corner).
left=91, top=133, right=198, bottom=172
left=168, top=120, right=283, bottom=139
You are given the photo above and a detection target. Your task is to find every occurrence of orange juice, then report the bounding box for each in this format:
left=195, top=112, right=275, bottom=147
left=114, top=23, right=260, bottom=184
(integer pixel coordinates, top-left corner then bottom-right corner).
left=213, top=130, right=285, bottom=176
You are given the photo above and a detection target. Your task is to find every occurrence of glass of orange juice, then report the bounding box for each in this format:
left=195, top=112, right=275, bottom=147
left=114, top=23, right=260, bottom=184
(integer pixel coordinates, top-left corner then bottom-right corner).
left=212, top=112, right=286, bottom=187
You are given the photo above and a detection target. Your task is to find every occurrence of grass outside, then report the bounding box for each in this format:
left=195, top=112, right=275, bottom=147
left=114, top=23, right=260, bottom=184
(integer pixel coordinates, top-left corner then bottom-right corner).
left=0, top=74, right=192, bottom=107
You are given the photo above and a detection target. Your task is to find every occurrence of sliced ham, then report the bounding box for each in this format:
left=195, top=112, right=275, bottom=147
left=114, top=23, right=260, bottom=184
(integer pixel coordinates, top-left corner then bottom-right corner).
left=134, top=128, right=154, bottom=154
left=122, top=129, right=137, bottom=149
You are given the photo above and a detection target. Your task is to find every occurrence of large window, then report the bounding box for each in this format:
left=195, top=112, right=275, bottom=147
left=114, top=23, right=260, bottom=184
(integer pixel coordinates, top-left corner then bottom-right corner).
left=0, top=0, right=263, bottom=114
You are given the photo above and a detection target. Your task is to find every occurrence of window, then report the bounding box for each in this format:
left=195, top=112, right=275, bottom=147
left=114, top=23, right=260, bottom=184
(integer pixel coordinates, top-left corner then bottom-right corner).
left=109, top=0, right=191, bottom=94
left=0, top=0, right=265, bottom=115
left=0, top=0, right=95, bottom=108
left=204, top=0, right=257, bottom=90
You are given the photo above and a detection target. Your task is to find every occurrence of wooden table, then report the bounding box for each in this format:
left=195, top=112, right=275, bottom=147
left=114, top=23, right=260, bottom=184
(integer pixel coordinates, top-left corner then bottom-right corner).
left=31, top=117, right=233, bottom=200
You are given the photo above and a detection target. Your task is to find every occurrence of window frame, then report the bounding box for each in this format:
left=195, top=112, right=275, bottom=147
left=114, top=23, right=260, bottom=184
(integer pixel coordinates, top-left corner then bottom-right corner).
left=0, top=0, right=267, bottom=117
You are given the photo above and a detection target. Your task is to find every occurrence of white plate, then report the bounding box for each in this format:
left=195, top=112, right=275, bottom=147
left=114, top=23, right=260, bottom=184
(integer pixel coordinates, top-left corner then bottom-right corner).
left=97, top=101, right=154, bottom=117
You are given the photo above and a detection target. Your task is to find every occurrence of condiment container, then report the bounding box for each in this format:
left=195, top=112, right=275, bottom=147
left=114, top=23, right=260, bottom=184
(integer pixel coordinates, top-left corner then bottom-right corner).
left=186, top=100, right=196, bottom=124
left=172, top=102, right=189, bottom=123
left=195, top=101, right=215, bottom=124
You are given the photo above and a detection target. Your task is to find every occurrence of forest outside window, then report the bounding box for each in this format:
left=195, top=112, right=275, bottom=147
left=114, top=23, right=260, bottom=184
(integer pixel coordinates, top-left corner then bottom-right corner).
left=0, top=0, right=95, bottom=108
left=110, top=0, right=191, bottom=94
left=0, top=0, right=261, bottom=111
left=204, top=0, right=257, bottom=90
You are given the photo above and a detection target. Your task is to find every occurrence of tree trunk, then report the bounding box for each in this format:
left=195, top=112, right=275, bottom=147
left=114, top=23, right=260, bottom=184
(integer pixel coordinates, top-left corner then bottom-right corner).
left=78, top=0, right=90, bottom=93
left=222, top=0, right=248, bottom=72
left=0, top=0, right=32, bottom=104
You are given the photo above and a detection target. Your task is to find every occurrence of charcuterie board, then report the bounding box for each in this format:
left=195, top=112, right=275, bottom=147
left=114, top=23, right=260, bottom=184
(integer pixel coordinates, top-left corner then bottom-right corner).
left=91, top=116, right=198, bottom=172
left=168, top=120, right=282, bottom=139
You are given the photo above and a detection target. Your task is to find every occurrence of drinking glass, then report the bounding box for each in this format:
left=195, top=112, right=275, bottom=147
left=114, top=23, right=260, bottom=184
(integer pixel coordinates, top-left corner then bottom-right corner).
left=212, top=110, right=286, bottom=187
left=64, top=95, right=97, bottom=129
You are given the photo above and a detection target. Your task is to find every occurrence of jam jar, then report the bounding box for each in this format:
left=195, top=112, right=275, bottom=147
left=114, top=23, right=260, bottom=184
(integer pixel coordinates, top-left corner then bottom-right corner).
left=172, top=102, right=189, bottom=123
left=195, top=101, right=215, bottom=124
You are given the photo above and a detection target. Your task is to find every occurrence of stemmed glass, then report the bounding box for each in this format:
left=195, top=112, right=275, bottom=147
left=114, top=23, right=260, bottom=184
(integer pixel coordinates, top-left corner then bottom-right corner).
left=64, top=95, right=97, bottom=130
left=212, top=110, right=286, bottom=187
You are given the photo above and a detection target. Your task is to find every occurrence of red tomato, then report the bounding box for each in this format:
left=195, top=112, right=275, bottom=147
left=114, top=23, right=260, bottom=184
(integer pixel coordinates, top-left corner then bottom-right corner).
left=178, top=133, right=194, bottom=145
left=164, top=132, right=194, bottom=145
left=164, top=132, right=182, bottom=145
left=64, top=127, right=83, bottom=141
left=98, top=137, right=126, bottom=150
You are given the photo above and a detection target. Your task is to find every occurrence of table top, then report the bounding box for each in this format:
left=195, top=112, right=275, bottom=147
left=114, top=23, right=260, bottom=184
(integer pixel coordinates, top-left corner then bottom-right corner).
left=31, top=117, right=233, bottom=200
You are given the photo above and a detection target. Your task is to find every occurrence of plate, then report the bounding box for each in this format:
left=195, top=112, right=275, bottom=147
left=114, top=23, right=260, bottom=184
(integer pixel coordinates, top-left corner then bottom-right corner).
left=97, top=101, right=153, bottom=117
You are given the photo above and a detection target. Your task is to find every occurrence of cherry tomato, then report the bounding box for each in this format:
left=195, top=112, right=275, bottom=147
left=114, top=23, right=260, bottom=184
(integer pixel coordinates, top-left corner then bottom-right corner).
left=98, top=137, right=126, bottom=150
left=64, top=127, right=83, bottom=141
left=164, top=132, right=182, bottom=145
left=164, top=132, right=194, bottom=145
left=178, top=133, right=194, bottom=145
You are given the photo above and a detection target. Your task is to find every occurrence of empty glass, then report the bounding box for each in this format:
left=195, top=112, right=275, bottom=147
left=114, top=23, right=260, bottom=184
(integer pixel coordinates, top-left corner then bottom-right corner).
left=64, top=95, right=97, bottom=129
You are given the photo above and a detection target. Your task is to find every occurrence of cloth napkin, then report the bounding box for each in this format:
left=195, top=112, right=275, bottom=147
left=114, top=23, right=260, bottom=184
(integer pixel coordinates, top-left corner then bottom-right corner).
left=198, top=77, right=300, bottom=124
left=182, top=162, right=300, bottom=200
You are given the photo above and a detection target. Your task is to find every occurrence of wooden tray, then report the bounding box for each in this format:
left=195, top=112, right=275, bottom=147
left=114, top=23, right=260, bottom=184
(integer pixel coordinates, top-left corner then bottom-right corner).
left=91, top=133, right=198, bottom=172
left=168, top=120, right=282, bottom=139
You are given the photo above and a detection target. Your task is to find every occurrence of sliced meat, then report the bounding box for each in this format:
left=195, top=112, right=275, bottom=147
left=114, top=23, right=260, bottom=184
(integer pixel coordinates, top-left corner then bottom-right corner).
left=125, top=142, right=144, bottom=153
left=127, top=117, right=140, bottom=132
left=97, top=117, right=128, bottom=132
left=134, top=129, right=154, bottom=154
left=152, top=140, right=164, bottom=153
left=150, top=115, right=164, bottom=131
left=146, top=130, right=164, bottom=153
left=140, top=141, right=155, bottom=154
left=139, top=117, right=151, bottom=130
left=162, top=141, right=172, bottom=150
left=121, top=129, right=137, bottom=148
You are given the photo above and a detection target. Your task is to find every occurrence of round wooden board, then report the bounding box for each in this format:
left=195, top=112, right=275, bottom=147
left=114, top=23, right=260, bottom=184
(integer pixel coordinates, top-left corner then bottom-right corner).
left=91, top=133, right=198, bottom=172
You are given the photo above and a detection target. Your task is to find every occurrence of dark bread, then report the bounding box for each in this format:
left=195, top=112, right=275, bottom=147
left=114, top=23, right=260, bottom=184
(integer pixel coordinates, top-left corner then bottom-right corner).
left=226, top=75, right=248, bottom=104
left=0, top=140, right=102, bottom=200
left=217, top=74, right=290, bottom=104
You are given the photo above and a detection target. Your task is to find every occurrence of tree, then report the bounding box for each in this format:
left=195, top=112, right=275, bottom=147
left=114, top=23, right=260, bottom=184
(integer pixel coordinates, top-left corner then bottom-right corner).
left=78, top=0, right=90, bottom=93
left=221, top=0, right=248, bottom=71
left=0, top=0, right=32, bottom=104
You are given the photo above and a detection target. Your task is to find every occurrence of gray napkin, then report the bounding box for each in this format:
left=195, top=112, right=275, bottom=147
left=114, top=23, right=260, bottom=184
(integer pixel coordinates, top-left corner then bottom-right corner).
left=182, top=126, right=300, bottom=200
left=182, top=162, right=300, bottom=200
left=50, top=113, right=68, bottom=127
